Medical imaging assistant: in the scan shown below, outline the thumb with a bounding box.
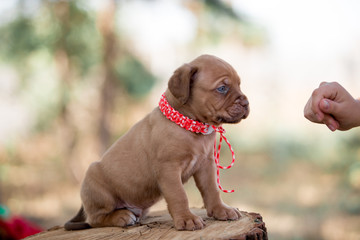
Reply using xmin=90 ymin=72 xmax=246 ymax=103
xmin=319 ymin=99 xmax=338 ymax=115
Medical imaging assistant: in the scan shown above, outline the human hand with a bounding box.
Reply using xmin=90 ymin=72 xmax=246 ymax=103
xmin=304 ymin=82 xmax=360 ymax=131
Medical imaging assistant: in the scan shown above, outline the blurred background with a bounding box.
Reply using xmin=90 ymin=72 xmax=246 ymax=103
xmin=0 ymin=0 xmax=360 ymax=239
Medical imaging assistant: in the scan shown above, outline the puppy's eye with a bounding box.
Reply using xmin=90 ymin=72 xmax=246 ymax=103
xmin=216 ymin=86 xmax=228 ymax=94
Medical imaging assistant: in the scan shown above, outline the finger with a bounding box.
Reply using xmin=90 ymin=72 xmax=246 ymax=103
xmin=318 ymin=82 xmax=341 ymax=100
xmin=309 ymin=93 xmax=325 ymax=122
xmin=322 ymin=114 xmax=339 ymax=131
xmin=304 ymin=97 xmax=323 ymax=123
xmin=309 ymin=83 xmax=340 ymax=121
xmin=319 ymin=98 xmax=340 ymax=116
xmin=304 ymin=109 xmax=321 ymax=123
xmin=319 ymin=99 xmax=330 ymax=112
xmin=319 ymin=81 xmax=329 ymax=87
xmin=304 ymin=99 xmax=314 ymax=120
xmin=326 ymin=124 xmax=336 ymax=132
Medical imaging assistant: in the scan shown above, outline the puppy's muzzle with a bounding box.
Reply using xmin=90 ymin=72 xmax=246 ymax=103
xmin=238 ymin=95 xmax=249 ymax=119
xmin=231 ymin=95 xmax=249 ymax=120
xmin=220 ymin=95 xmax=249 ymax=124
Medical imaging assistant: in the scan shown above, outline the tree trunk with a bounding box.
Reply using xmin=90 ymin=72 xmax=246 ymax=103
xmin=97 ymin=0 xmax=118 ymax=154
xmin=25 ymin=208 xmax=268 ymax=240
xmin=52 ymin=1 xmax=79 ymax=182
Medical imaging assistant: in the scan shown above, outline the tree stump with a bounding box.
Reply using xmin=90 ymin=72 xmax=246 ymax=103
xmin=25 ymin=208 xmax=267 ymax=240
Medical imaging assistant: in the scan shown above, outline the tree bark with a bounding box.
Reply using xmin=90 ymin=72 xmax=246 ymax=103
xmin=25 ymin=208 xmax=268 ymax=240
xmin=97 ymin=0 xmax=118 ymax=154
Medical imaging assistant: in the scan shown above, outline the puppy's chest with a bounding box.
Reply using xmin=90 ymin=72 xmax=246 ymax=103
xmin=181 ymin=156 xmax=201 ymax=182
xmin=162 ymin=130 xmax=214 ymax=181
xmin=181 ymin=144 xmax=213 ymax=181
xmin=183 ymin=156 xmax=199 ymax=172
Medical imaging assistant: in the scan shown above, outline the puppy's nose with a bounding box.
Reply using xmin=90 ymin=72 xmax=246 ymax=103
xmin=236 ymin=95 xmax=249 ymax=107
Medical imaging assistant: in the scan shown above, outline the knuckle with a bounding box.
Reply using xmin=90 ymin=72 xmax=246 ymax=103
xmin=311 ymin=89 xmax=320 ymax=98
xmin=319 ymin=81 xmax=328 ymax=87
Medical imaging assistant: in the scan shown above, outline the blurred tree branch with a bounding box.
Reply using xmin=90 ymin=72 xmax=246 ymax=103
xmin=204 ymin=0 xmax=243 ymax=20
xmin=97 ymin=0 xmax=118 ymax=154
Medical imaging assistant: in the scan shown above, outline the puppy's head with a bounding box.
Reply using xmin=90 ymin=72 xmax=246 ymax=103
xmin=168 ymin=54 xmax=249 ymax=126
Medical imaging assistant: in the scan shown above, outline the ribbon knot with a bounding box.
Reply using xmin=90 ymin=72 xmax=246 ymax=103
xmin=159 ymin=93 xmax=236 ymax=193
xmin=214 ymin=126 xmax=226 ymax=134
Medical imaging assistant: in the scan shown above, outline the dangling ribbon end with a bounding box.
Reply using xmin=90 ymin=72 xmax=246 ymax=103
xmin=218 ymin=184 xmax=235 ymax=193
xmin=213 ymin=125 xmax=236 ymax=194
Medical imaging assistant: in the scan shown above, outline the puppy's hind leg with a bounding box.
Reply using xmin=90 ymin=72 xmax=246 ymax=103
xmin=88 ymin=208 xmax=138 ymax=228
xmin=82 ymin=162 xmax=140 ymax=228
xmin=82 ymin=183 xmax=138 ymax=227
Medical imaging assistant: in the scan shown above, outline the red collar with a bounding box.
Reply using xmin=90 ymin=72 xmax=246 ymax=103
xmin=159 ymin=93 xmax=222 ymax=134
xmin=159 ymin=93 xmax=236 ymax=193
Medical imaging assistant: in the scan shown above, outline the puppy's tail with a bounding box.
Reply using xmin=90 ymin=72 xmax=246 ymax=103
xmin=64 ymin=205 xmax=91 ymax=230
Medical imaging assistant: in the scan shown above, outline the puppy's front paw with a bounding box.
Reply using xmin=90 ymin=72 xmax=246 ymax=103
xmin=208 ymin=204 xmax=242 ymax=221
xmin=174 ymin=213 xmax=205 ymax=231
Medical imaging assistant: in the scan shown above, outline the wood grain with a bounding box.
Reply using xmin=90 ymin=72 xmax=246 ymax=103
xmin=26 ymin=208 xmax=267 ymax=240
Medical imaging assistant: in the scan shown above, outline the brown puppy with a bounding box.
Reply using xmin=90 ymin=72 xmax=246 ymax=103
xmin=65 ymin=54 xmax=249 ymax=231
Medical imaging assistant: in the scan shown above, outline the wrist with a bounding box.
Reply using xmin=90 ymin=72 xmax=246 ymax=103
xmin=354 ymin=99 xmax=360 ymax=127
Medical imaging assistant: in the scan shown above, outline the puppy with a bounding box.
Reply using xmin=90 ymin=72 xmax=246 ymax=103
xmin=65 ymin=54 xmax=249 ymax=231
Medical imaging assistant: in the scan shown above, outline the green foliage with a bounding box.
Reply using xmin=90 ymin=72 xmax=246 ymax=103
xmin=0 ymin=0 xmax=102 ymax=132
xmin=198 ymin=0 xmax=267 ymax=47
xmin=115 ymin=55 xmax=156 ymax=98
xmin=44 ymin=1 xmax=101 ymax=75
xmin=0 ymin=17 xmax=40 ymax=62
xmin=0 ymin=0 xmax=101 ymax=77
xmin=336 ymin=135 xmax=360 ymax=214
xmin=204 ymin=0 xmax=242 ymax=20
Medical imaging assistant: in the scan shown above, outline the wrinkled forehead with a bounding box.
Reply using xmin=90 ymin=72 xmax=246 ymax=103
xmin=190 ymin=55 xmax=240 ymax=85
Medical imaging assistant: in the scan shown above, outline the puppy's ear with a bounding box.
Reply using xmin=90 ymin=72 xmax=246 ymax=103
xmin=168 ymin=64 xmax=198 ymax=105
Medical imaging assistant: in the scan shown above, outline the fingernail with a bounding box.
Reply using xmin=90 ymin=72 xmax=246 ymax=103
xmin=327 ymin=124 xmax=336 ymax=131
xmin=322 ymin=99 xmax=330 ymax=110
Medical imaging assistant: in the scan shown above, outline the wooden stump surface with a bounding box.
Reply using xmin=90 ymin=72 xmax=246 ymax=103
xmin=25 ymin=208 xmax=267 ymax=240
